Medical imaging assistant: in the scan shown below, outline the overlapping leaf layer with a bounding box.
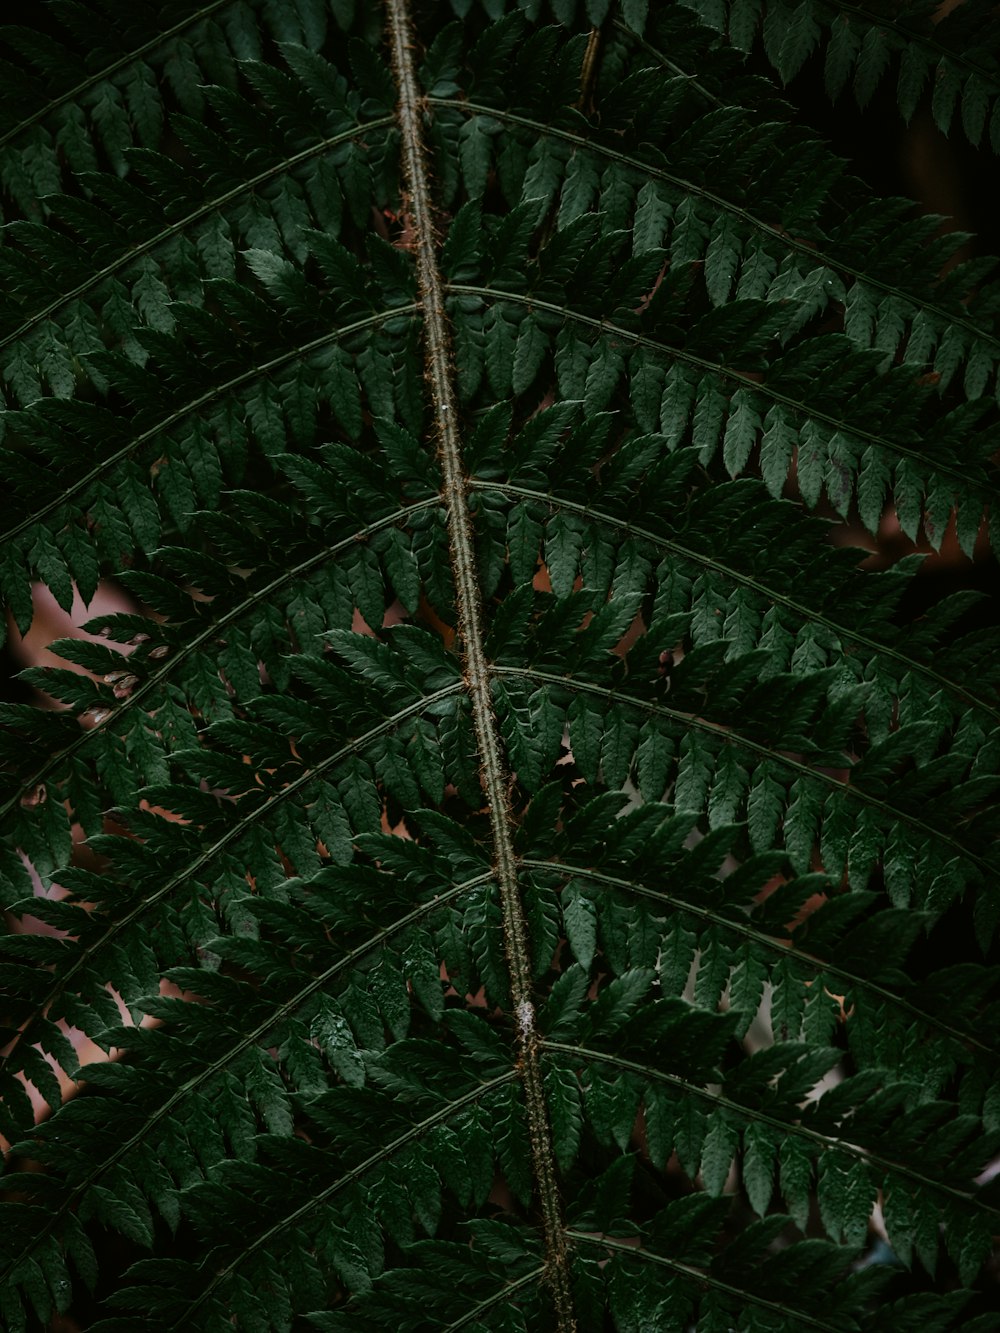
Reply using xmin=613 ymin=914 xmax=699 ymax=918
xmin=1 ymin=0 xmax=1000 ymax=1329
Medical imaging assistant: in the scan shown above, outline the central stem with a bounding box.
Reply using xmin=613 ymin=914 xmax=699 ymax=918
xmin=384 ymin=2 xmax=576 ymax=1327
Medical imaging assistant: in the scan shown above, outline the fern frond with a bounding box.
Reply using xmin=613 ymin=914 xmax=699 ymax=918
xmin=676 ymin=0 xmax=1000 ymax=149
xmin=2 ymin=1 xmax=1000 ymax=1330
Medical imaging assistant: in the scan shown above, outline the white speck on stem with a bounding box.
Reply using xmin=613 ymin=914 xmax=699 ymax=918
xmin=516 ymin=1000 xmax=534 ymax=1037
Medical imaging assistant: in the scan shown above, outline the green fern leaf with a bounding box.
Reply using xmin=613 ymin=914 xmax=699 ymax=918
xmin=2 ymin=1 xmax=1000 ymax=1330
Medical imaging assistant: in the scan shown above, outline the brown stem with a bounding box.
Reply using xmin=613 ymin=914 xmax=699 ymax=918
xmin=578 ymin=26 xmax=604 ymax=114
xmin=384 ymin=1 xmax=576 ymax=1327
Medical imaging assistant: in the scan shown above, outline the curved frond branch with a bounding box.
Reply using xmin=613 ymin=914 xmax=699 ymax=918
xmin=440 ymin=1268 xmax=546 ymax=1332
xmin=171 ymin=1070 xmax=519 ymax=1330
xmin=610 ymin=20 xmax=723 ymax=105
xmin=0 ymin=117 xmax=396 ymax=356
xmin=473 ymin=479 xmax=1000 ymax=727
xmin=451 ymin=286 xmax=991 ymax=501
xmin=387 ymin=0 xmax=575 ymax=1323
xmin=0 ymin=0 xmax=232 ymax=152
xmin=625 ymin=6 xmax=999 ymax=136
xmin=0 ymin=304 xmax=420 ymax=549
xmin=0 ymin=869 xmax=496 ymax=1291
xmin=832 ymin=0 xmax=999 ymax=89
xmin=432 ymin=99 xmax=999 ymax=361
xmin=566 ymin=1231 xmax=846 ymax=1333
xmin=545 ymin=1043 xmax=1000 ymax=1219
xmin=0 ymin=497 xmax=443 ymax=820
xmin=496 ymin=665 xmax=998 ymax=883
xmin=8 ymin=682 xmax=466 ymax=1067
xmin=524 ymin=859 xmax=994 ymax=1060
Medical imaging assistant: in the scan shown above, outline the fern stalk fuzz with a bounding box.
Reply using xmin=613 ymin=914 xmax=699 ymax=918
xmin=386 ymin=0 xmax=576 ymax=1324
